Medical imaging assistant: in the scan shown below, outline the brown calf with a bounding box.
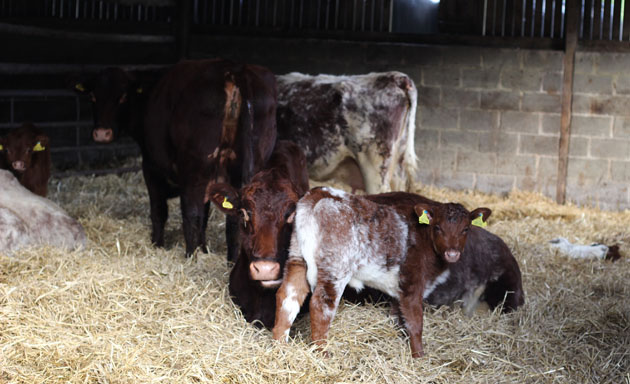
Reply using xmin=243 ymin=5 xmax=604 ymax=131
xmin=205 ymin=140 xmax=309 ymax=327
xmin=0 ymin=123 xmax=51 ymax=197
xmin=273 ymin=187 xmax=490 ymax=357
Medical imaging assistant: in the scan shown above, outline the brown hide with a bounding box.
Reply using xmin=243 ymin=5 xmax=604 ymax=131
xmin=206 ymin=140 xmax=308 ymax=327
xmin=0 ymin=123 xmax=51 ymax=197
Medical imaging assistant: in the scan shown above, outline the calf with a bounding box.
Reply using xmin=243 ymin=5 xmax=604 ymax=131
xmin=367 ymin=192 xmax=525 ymax=314
xmin=276 ymin=71 xmax=418 ymax=193
xmin=0 ymin=123 xmax=51 ymax=197
xmin=205 ymin=140 xmax=309 ymax=327
xmin=272 ymin=187 xmax=491 ymax=357
xmin=0 ymin=169 xmax=86 ymax=253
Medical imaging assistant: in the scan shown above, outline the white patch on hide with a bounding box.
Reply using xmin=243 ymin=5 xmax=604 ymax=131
xmin=321 ymin=187 xmax=348 ymax=199
xmin=423 ymin=270 xmax=451 ymax=299
xmin=281 ymin=284 xmax=301 ymax=324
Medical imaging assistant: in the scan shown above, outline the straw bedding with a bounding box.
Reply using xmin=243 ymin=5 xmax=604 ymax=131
xmin=1 ymin=171 xmax=629 ymax=383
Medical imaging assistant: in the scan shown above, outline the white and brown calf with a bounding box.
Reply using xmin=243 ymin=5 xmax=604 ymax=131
xmin=272 ymin=187 xmax=490 ymax=358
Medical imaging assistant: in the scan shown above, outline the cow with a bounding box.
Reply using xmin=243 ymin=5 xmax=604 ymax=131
xmin=272 ymin=187 xmax=491 ymax=358
xmin=205 ymin=140 xmax=309 ymax=327
xmin=0 ymin=122 xmax=51 ymax=197
xmin=0 ymin=169 xmax=86 ymax=253
xmin=73 ymin=60 xmax=278 ymax=258
xmin=71 ymin=67 xmax=163 ymax=144
xmin=276 ymin=71 xmax=418 ymax=194
xmin=367 ymin=192 xmax=525 ymax=315
xmin=550 ymin=237 xmax=622 ymax=262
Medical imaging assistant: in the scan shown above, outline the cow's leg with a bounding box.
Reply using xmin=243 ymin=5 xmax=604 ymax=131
xmin=399 ymin=289 xmax=425 ymax=358
xmin=200 ymin=201 xmax=210 ymax=253
xmin=142 ymin=165 xmax=169 ymax=247
xmin=180 ymin=184 xmax=206 ymax=257
xmin=309 ymin=279 xmax=345 ymax=349
xmin=273 ymin=258 xmax=310 ymax=341
xmin=225 ymin=214 xmax=240 ymax=262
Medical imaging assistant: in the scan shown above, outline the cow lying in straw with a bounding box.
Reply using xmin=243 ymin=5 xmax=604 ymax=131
xmin=0 ymin=169 xmax=86 ymax=253
xmin=272 ymin=187 xmax=491 ymax=357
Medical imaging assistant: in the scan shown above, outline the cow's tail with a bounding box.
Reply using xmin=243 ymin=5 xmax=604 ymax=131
xmin=401 ymin=76 xmax=419 ymax=191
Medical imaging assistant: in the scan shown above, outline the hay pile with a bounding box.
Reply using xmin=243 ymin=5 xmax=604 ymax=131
xmin=1 ymin=172 xmax=629 ymax=383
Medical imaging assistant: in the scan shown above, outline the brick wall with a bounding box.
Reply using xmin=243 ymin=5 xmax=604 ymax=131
xmin=190 ymin=35 xmax=630 ymax=210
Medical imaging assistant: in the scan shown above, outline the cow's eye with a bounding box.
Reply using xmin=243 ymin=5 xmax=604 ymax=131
xmin=433 ymin=225 xmax=442 ymax=233
xmin=462 ymin=227 xmax=470 ymax=235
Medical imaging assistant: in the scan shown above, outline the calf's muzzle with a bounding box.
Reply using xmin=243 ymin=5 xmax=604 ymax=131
xmin=249 ymin=260 xmax=281 ymax=286
xmin=93 ymin=128 xmax=114 ymax=143
xmin=12 ymin=161 xmax=26 ymax=172
xmin=445 ymin=249 xmax=461 ymax=263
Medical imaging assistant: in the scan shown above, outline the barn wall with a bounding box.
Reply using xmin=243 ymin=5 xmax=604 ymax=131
xmin=190 ymin=35 xmax=630 ymax=210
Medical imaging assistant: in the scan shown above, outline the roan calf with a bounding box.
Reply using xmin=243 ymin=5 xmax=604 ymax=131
xmin=0 ymin=123 xmax=51 ymax=197
xmin=367 ymin=192 xmax=524 ymax=315
xmin=272 ymin=187 xmax=491 ymax=358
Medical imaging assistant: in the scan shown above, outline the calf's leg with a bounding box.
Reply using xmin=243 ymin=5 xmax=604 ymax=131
xmin=273 ymin=258 xmax=310 ymax=341
xmin=399 ymin=290 xmax=425 ymax=358
xmin=309 ymin=280 xmax=345 ymax=349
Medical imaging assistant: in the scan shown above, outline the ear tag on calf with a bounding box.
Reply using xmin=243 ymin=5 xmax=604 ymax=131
xmin=472 ymin=213 xmax=487 ymax=228
xmin=222 ymin=197 xmax=234 ymax=210
xmin=0 ymin=144 xmax=3 ymax=151
xmin=75 ymin=83 xmax=85 ymax=92
xmin=136 ymin=87 xmax=143 ymax=94
xmin=33 ymin=142 xmax=45 ymax=152
xmin=418 ymin=210 xmax=430 ymax=225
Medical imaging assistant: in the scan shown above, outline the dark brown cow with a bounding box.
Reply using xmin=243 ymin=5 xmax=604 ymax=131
xmin=205 ymin=140 xmax=309 ymax=327
xmin=0 ymin=123 xmax=51 ymax=197
xmin=75 ymin=60 xmax=277 ymax=257
xmin=367 ymin=192 xmax=525 ymax=315
xmin=71 ymin=67 xmax=163 ymax=144
xmin=273 ymin=187 xmax=491 ymax=357
xmin=276 ymin=72 xmax=418 ymax=193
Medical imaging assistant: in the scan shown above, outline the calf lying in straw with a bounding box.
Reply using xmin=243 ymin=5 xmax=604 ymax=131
xmin=550 ymin=237 xmax=621 ymax=262
xmin=272 ymin=187 xmax=490 ymax=357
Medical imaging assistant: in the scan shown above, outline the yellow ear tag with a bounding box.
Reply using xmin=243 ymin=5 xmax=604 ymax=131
xmin=222 ymin=197 xmax=234 ymax=210
xmin=472 ymin=213 xmax=487 ymax=228
xmin=418 ymin=210 xmax=430 ymax=225
xmin=75 ymin=83 xmax=85 ymax=92
xmin=33 ymin=142 xmax=45 ymax=152
xmin=136 ymin=87 xmax=143 ymax=94
xmin=0 ymin=144 xmax=3 ymax=151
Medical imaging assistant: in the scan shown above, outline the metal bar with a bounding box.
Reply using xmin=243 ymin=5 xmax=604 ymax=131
xmin=556 ymin=0 xmax=579 ymax=205
xmin=593 ymin=0 xmax=602 ymax=38
xmin=483 ymin=0 xmax=488 ymax=35
xmin=613 ymin=0 xmax=621 ymax=40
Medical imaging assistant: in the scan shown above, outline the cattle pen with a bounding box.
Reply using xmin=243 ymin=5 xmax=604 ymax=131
xmin=2 ymin=0 xmax=630 ymax=383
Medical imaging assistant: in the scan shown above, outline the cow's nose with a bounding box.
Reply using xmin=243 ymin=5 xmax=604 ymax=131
xmin=12 ymin=161 xmax=25 ymax=171
xmin=249 ymin=260 xmax=281 ymax=281
xmin=444 ymin=250 xmax=460 ymax=263
xmin=93 ymin=128 xmax=113 ymax=143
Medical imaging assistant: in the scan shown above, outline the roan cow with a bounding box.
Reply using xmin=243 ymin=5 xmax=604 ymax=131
xmin=0 ymin=169 xmax=86 ymax=253
xmin=272 ymin=187 xmax=491 ymax=357
xmin=0 ymin=122 xmax=51 ymax=197
xmin=276 ymin=71 xmax=418 ymax=193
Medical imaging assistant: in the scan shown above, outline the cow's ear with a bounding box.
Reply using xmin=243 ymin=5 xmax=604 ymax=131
xmin=67 ymin=73 xmax=92 ymax=95
xmin=205 ymin=182 xmax=240 ymax=214
xmin=34 ymin=135 xmax=49 ymax=151
xmin=413 ymin=204 xmax=433 ymax=225
xmin=470 ymin=208 xmax=492 ymax=227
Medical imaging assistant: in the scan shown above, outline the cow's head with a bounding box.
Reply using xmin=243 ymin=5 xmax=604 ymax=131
xmin=414 ymin=203 xmax=492 ymax=264
xmin=71 ymin=67 xmax=141 ymax=143
xmin=206 ymin=177 xmax=300 ymax=288
xmin=0 ymin=123 xmax=49 ymax=173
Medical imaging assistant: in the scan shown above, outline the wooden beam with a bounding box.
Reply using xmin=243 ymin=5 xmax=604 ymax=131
xmin=556 ymin=0 xmax=579 ymax=204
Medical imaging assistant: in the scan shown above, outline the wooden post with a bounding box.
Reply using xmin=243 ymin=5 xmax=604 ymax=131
xmin=556 ymin=0 xmax=579 ymax=204
xmin=176 ymin=0 xmax=192 ymax=60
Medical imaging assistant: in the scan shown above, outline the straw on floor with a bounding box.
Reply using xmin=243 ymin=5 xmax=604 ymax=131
xmin=1 ymin=171 xmax=629 ymax=383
